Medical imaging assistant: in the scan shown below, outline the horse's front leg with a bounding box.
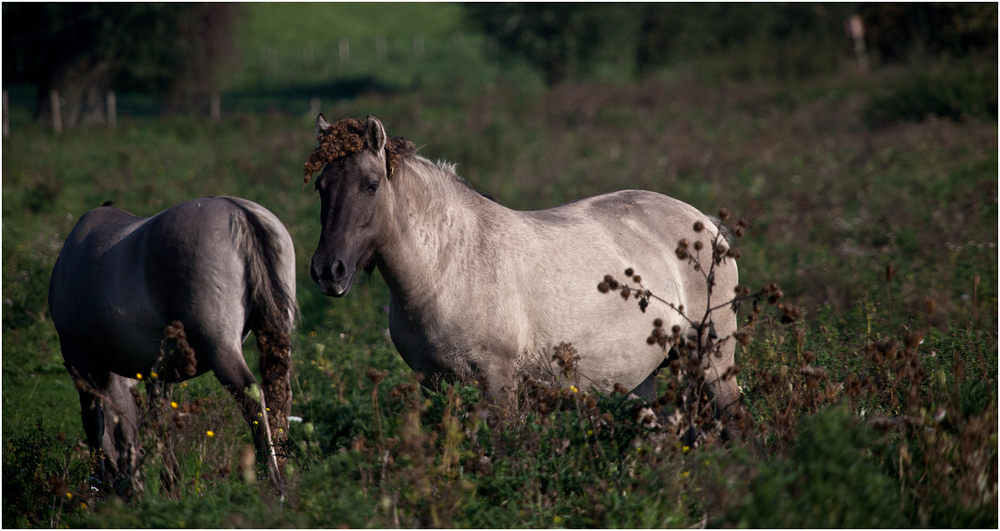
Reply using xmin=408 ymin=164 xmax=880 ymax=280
xmin=208 ymin=346 xmax=285 ymax=495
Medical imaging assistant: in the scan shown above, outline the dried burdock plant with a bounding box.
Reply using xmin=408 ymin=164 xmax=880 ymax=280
xmin=599 ymin=210 xmax=803 ymax=448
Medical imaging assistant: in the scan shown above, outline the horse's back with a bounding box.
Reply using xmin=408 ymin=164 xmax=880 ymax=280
xmin=505 ymin=189 xmax=738 ymax=391
xmin=50 ymin=197 xmax=288 ymax=375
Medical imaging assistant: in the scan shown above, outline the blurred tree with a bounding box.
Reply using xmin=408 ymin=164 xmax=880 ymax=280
xmin=465 ymin=3 xmax=626 ymax=86
xmin=635 ymin=3 xmax=857 ymax=79
xmin=2 ymin=3 xmax=238 ymax=127
xmin=469 ymin=3 xmax=996 ymax=83
xmin=860 ymin=3 xmax=998 ymax=63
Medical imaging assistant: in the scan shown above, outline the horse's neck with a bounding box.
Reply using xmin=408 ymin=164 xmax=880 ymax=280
xmin=376 ymin=159 xmax=486 ymax=307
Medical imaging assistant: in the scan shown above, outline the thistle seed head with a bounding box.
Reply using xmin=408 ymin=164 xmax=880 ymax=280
xmin=693 ymin=221 xmax=704 ymax=232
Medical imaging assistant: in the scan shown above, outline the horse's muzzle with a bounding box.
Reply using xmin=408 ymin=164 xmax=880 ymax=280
xmin=311 ymin=258 xmax=352 ymax=297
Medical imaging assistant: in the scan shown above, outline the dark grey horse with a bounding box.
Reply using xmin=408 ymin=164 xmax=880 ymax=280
xmin=303 ymin=115 xmax=743 ymax=423
xmin=49 ymin=197 xmax=296 ymax=493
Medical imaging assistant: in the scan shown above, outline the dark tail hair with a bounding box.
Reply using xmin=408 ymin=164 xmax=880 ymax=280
xmin=228 ymin=200 xmax=297 ymax=462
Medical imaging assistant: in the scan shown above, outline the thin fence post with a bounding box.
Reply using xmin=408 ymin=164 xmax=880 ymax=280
xmin=2 ymin=90 xmax=9 ymax=138
xmin=211 ymin=93 xmax=220 ymax=124
xmin=376 ymin=34 xmax=387 ymax=64
xmin=268 ymin=45 xmax=279 ymax=74
xmin=845 ymin=15 xmax=869 ymax=71
xmin=303 ymin=42 xmax=313 ymax=68
xmin=233 ymin=56 xmax=242 ymax=85
xmin=309 ymin=97 xmax=321 ymax=117
xmin=413 ymin=34 xmax=424 ymax=59
xmin=106 ymin=90 xmax=116 ymax=127
xmin=339 ymin=38 xmax=350 ymax=67
xmin=50 ymin=89 xmax=62 ymax=135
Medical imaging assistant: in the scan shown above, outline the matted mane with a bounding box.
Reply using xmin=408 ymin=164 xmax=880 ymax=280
xmin=302 ymin=118 xmax=416 ymax=187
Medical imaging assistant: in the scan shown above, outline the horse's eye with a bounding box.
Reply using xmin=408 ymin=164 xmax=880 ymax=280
xmin=365 ymin=182 xmax=379 ymax=194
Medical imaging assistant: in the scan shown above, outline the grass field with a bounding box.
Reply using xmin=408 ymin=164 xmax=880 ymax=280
xmin=2 ymin=6 xmax=997 ymax=527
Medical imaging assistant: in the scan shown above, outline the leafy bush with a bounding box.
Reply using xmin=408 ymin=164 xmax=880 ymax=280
xmin=864 ymin=59 xmax=999 ymax=126
xmin=731 ymin=406 xmax=906 ymax=528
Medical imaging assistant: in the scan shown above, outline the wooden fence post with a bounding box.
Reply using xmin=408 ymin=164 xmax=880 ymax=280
xmin=845 ymin=15 xmax=869 ymax=71
xmin=309 ymin=97 xmax=321 ymax=117
xmin=303 ymin=42 xmax=313 ymax=68
xmin=413 ymin=34 xmax=424 ymax=59
xmin=2 ymin=90 xmax=9 ymax=138
xmin=50 ymin=89 xmax=62 ymax=135
xmin=211 ymin=93 xmax=220 ymax=124
xmin=106 ymin=90 xmax=116 ymax=127
xmin=376 ymin=35 xmax=387 ymax=63
xmin=268 ymin=45 xmax=279 ymax=73
xmin=339 ymin=38 xmax=350 ymax=67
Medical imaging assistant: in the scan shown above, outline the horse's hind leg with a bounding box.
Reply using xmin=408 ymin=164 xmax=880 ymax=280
xmin=207 ymin=343 xmax=284 ymax=492
xmin=253 ymin=321 xmax=292 ymax=466
xmin=64 ymin=350 xmax=113 ymax=485
xmin=102 ymin=373 xmax=142 ymax=498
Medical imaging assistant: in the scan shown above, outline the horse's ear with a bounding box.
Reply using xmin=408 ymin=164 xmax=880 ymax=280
xmin=365 ymin=115 xmax=387 ymax=156
xmin=315 ymin=114 xmax=332 ymax=145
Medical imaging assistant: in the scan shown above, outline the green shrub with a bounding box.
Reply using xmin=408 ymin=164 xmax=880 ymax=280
xmin=731 ymin=406 xmax=907 ymax=528
xmin=864 ymin=60 xmax=998 ymax=126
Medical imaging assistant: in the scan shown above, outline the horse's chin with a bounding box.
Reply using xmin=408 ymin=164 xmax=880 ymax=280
xmin=317 ymin=279 xmax=352 ymax=298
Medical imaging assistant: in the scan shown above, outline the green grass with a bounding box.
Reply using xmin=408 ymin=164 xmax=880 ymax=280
xmin=3 ymin=46 xmax=997 ymax=528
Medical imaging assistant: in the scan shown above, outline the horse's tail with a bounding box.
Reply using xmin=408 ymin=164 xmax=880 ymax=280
xmin=228 ymin=200 xmax=297 ymax=465
xmin=228 ymin=201 xmax=297 ymax=330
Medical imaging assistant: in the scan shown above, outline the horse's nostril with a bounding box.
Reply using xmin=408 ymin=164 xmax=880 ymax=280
xmin=332 ymin=260 xmax=347 ymax=281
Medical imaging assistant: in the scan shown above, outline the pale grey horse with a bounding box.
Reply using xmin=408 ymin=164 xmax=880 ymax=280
xmin=304 ymin=115 xmax=742 ymax=424
xmin=48 ymin=197 xmax=296 ymax=494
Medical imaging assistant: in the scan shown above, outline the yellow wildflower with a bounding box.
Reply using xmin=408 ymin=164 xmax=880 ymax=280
xmin=136 ymin=373 xmax=143 ymax=380
xmin=170 ymin=401 xmax=179 ymax=409
xmin=150 ymin=371 xmax=158 ymax=379
xmin=206 ymin=430 xmax=215 ymax=438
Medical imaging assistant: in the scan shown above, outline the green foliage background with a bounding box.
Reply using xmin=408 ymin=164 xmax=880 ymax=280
xmin=2 ymin=3 xmax=997 ymax=528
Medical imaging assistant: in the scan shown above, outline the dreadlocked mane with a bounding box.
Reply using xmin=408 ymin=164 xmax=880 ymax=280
xmin=302 ymin=117 xmax=416 ymax=188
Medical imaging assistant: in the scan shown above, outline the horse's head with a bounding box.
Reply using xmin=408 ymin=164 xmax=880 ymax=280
xmin=306 ymin=115 xmax=397 ymax=297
